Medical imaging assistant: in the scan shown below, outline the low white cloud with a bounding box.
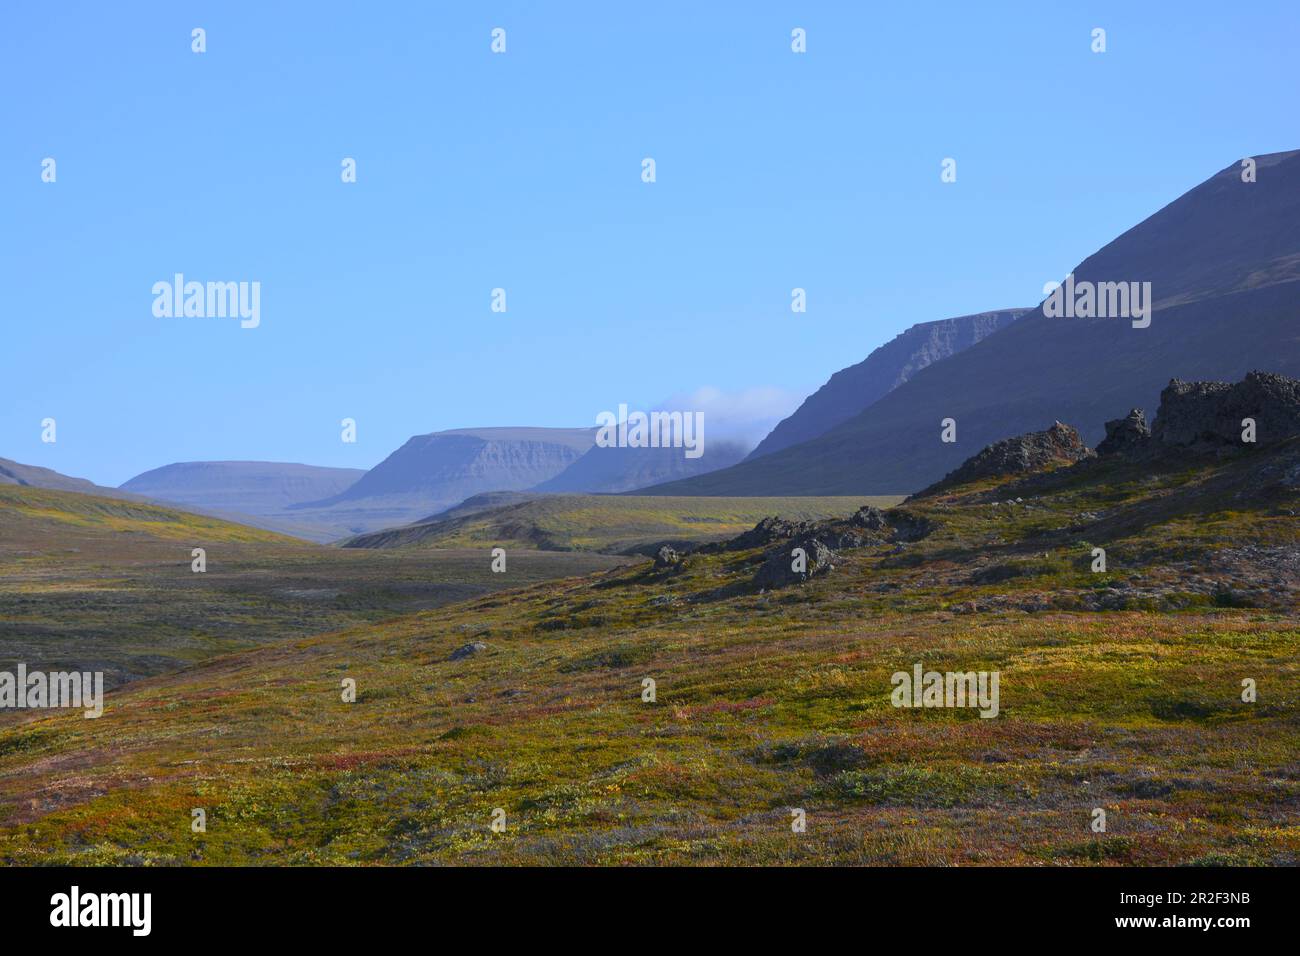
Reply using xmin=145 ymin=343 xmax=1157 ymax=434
xmin=653 ymin=385 xmax=805 ymax=450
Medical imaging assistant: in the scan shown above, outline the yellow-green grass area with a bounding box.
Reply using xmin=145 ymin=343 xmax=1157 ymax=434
xmin=0 ymin=484 xmax=300 ymax=547
xmin=0 ymin=485 xmax=630 ymax=688
xmin=0 ymin=549 xmax=1294 ymax=865
xmin=1 ymin=450 xmax=1296 ymax=866
xmin=348 ymin=494 xmax=900 ymax=554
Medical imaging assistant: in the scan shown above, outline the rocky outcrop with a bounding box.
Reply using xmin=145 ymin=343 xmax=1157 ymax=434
xmin=915 ymin=422 xmax=1093 ymax=497
xmin=700 ymin=516 xmax=817 ymax=554
xmin=709 ymin=504 xmax=934 ymax=562
xmin=1151 ymin=371 xmax=1300 ymax=449
xmin=753 ymin=536 xmax=837 ymax=589
xmin=849 ymin=505 xmax=890 ymax=532
xmin=723 ymin=502 xmax=938 ymax=590
xmin=653 ymin=545 xmax=683 ymax=569
xmin=1096 ymin=409 xmax=1151 ymax=456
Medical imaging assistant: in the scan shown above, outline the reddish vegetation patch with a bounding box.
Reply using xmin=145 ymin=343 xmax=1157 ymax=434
xmin=312 ymin=746 xmax=428 ymax=771
xmin=672 ymin=697 xmax=775 ymax=720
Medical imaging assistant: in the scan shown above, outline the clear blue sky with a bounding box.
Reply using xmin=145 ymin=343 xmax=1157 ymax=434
xmin=4 ymin=1 xmax=1297 ymax=486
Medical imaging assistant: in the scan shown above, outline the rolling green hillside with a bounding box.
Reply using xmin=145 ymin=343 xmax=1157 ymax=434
xmin=1 ymin=438 xmax=1295 ymax=865
xmin=0 ymin=485 xmax=628 ymax=688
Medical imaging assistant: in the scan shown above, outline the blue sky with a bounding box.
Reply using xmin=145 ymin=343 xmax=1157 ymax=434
xmin=4 ymin=1 xmax=1298 ymax=486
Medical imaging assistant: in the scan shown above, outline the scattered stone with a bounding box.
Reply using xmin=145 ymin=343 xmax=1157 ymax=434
xmin=449 ymin=641 xmax=488 ymax=661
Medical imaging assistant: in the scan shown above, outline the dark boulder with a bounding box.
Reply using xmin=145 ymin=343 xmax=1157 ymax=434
xmin=653 ymin=545 xmax=683 ymax=569
xmin=1096 ymin=408 xmax=1151 ymax=456
xmin=886 ymin=509 xmax=936 ymax=542
xmin=753 ymin=536 xmax=837 ymax=590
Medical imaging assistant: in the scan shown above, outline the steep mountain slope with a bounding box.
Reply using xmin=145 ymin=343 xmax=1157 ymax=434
xmin=748 ymin=309 xmax=1030 ymax=460
xmin=648 ymin=150 xmax=1300 ymax=496
xmin=289 ymin=427 xmax=596 ymax=536
xmin=120 ymin=461 xmax=365 ymax=515
xmin=534 ymin=440 xmax=748 ymax=493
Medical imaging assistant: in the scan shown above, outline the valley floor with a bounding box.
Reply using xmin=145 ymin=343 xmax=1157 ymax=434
xmin=0 ymin=449 xmax=1296 ymax=865
xmin=1 ymin=577 xmax=1295 ymax=864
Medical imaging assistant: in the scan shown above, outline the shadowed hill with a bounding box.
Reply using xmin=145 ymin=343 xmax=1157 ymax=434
xmin=646 ymin=151 xmax=1300 ymax=497
xmin=120 ymin=461 xmax=365 ymax=515
xmin=1 ymin=456 xmax=132 ymax=498
xmin=748 ymin=308 xmax=1030 ymax=460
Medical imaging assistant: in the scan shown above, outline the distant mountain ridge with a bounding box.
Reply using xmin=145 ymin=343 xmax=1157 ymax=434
xmin=748 ymin=308 xmax=1031 ymax=460
xmin=109 ymin=430 xmax=753 ymax=543
xmin=286 ymin=426 xmax=597 ymax=536
xmin=646 ymin=150 xmax=1300 ymax=497
xmin=121 ymin=461 xmax=365 ymax=514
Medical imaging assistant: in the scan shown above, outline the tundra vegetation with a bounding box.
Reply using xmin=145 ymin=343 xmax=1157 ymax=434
xmin=0 ymin=432 xmax=1296 ymax=865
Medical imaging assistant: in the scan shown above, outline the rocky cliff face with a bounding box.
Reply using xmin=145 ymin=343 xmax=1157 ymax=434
xmin=1151 ymin=371 xmax=1300 ymax=448
xmin=748 ymin=308 xmax=1030 ymax=460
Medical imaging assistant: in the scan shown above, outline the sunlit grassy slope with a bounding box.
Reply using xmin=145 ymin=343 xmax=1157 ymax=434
xmin=0 ymin=485 xmax=628 ymax=687
xmin=342 ymin=494 xmax=899 ymax=553
xmin=0 ymin=446 xmax=1296 ymax=865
